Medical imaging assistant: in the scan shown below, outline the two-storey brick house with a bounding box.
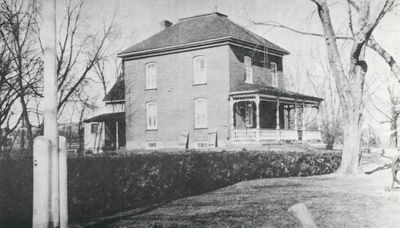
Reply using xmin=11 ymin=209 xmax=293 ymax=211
xmin=85 ymin=12 xmax=323 ymax=151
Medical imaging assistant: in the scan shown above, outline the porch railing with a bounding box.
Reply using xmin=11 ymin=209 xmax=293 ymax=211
xmin=231 ymin=129 xmax=321 ymax=142
xmin=232 ymin=129 xmax=258 ymax=141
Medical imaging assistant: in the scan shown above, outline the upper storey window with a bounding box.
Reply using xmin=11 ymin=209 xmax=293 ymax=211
xmin=271 ymin=62 xmax=278 ymax=87
xmin=193 ymin=56 xmax=206 ymax=85
xmin=145 ymin=63 xmax=157 ymax=89
xmin=244 ymin=56 xmax=253 ymax=83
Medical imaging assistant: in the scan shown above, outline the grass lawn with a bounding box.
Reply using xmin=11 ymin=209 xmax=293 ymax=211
xmin=86 ymin=149 xmax=400 ymax=228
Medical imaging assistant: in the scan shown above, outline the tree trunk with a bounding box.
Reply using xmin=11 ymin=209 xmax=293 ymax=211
xmin=337 ymin=116 xmax=363 ymax=174
xmin=390 ymin=111 xmax=398 ymax=148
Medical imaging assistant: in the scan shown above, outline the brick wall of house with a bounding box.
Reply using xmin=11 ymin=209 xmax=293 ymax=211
xmin=229 ymin=45 xmax=284 ymax=90
xmin=124 ymin=45 xmax=230 ymax=150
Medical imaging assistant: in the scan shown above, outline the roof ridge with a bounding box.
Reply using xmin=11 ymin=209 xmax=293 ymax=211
xmin=179 ymin=12 xmax=227 ymax=21
xmin=119 ymin=12 xmax=290 ymax=57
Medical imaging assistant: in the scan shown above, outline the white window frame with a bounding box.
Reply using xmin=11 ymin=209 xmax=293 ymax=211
xmin=145 ymin=63 xmax=157 ymax=89
xmin=194 ymin=98 xmax=208 ymax=129
xmin=146 ymin=102 xmax=158 ymax=130
xmin=271 ymin=62 xmax=278 ymax=87
xmin=193 ymin=56 xmax=206 ymax=85
xmin=244 ymin=56 xmax=253 ymax=84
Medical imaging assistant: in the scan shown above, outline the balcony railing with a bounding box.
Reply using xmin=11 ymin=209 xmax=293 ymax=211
xmin=231 ymin=129 xmax=321 ymax=142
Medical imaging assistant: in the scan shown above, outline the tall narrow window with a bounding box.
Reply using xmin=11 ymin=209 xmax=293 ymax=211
xmin=244 ymin=56 xmax=253 ymax=83
xmin=271 ymin=62 xmax=278 ymax=87
xmin=194 ymin=98 xmax=207 ymax=128
xmin=145 ymin=63 xmax=157 ymax=89
xmin=193 ymin=56 xmax=206 ymax=84
xmin=146 ymin=102 xmax=158 ymax=129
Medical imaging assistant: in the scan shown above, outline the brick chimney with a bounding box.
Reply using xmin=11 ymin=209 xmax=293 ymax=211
xmin=159 ymin=20 xmax=172 ymax=30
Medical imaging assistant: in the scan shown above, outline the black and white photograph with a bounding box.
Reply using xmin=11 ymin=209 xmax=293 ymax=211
xmin=1 ymin=0 xmax=400 ymax=227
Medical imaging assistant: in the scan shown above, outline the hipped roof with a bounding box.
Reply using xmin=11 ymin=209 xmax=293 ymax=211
xmin=119 ymin=12 xmax=289 ymax=57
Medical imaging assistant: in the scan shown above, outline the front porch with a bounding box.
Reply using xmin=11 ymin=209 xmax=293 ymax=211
xmin=229 ymin=89 xmax=322 ymax=143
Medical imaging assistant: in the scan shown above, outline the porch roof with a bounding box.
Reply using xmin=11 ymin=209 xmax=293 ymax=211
xmin=230 ymin=84 xmax=323 ymax=102
xmin=83 ymin=112 xmax=125 ymax=123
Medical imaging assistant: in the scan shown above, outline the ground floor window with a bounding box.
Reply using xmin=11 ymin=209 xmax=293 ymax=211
xmin=146 ymin=102 xmax=158 ymax=130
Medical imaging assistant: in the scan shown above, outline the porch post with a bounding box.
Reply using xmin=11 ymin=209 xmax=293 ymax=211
xmin=283 ymin=106 xmax=288 ymax=129
xmin=317 ymin=103 xmax=321 ymax=131
xmin=255 ymin=95 xmax=261 ymax=141
xmin=276 ymin=97 xmax=280 ymax=141
xmin=229 ymin=97 xmax=235 ymax=140
xmin=116 ymin=121 xmax=119 ymax=150
xmin=276 ymin=97 xmax=280 ymax=130
xmin=256 ymin=95 xmax=260 ymax=129
xmin=294 ymin=100 xmax=298 ymax=130
xmin=302 ymin=100 xmax=306 ymax=131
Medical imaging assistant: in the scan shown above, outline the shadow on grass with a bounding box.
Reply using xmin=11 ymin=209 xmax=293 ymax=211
xmin=364 ymin=163 xmax=392 ymax=175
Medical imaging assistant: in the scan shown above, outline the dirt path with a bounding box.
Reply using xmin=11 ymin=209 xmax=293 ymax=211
xmin=90 ymin=151 xmax=400 ymax=228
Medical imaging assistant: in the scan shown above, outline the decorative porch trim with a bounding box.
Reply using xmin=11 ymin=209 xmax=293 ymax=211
xmin=229 ymin=91 xmax=321 ymax=105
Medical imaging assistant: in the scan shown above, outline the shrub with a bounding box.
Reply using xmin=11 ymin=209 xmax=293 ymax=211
xmin=0 ymin=150 xmax=341 ymax=227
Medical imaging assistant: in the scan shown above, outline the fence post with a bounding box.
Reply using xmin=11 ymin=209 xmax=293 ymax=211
xmin=59 ymin=136 xmax=68 ymax=228
xmin=33 ymin=137 xmax=51 ymax=228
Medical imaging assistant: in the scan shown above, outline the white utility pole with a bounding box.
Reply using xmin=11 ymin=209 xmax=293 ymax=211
xmin=42 ymin=0 xmax=60 ymax=227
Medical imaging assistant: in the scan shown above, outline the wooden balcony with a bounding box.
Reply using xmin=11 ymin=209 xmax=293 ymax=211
xmin=231 ymin=129 xmax=321 ymax=142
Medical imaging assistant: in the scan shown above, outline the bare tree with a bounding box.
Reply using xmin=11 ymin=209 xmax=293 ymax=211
xmin=0 ymin=0 xmax=42 ymax=152
xmin=93 ymin=56 xmax=122 ymax=97
xmin=387 ymin=86 xmax=400 ymax=147
xmin=312 ymin=0 xmax=397 ymax=174
xmin=255 ymin=0 xmax=397 ymax=174
xmin=0 ymin=39 xmax=21 ymax=155
xmin=54 ymin=0 xmax=116 ymax=117
xmin=367 ymin=81 xmax=400 ymax=147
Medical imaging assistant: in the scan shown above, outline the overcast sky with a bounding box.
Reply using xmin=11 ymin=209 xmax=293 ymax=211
xmin=70 ymin=0 xmax=400 ymax=144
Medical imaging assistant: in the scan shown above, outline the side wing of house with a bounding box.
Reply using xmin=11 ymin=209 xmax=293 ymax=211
xmin=83 ymin=76 xmax=126 ymax=153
